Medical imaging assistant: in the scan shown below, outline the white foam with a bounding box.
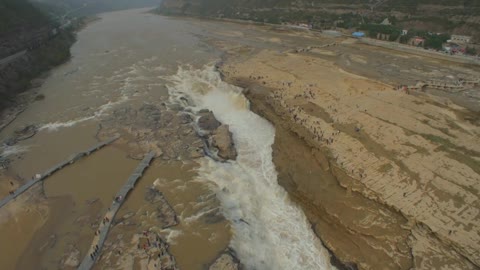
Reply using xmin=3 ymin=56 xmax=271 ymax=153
xmin=183 ymin=206 xmax=220 ymax=225
xmin=38 ymin=115 xmax=95 ymax=131
xmin=39 ymin=95 xmax=128 ymax=131
xmin=166 ymin=65 xmax=334 ymax=270
xmin=163 ymin=228 xmax=183 ymax=245
xmin=0 ymin=145 xmax=30 ymax=157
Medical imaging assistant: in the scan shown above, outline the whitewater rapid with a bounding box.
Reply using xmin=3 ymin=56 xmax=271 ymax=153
xmin=166 ymin=65 xmax=333 ymax=270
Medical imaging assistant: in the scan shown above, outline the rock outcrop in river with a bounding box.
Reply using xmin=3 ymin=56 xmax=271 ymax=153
xmin=144 ymin=187 xmax=178 ymax=229
xmin=198 ymin=109 xmax=221 ymax=131
xmin=99 ymin=103 xmax=205 ymax=160
xmin=99 ymin=104 xmax=238 ymax=162
xmin=196 ymin=109 xmax=237 ymax=161
xmin=211 ymin=125 xmax=237 ymax=160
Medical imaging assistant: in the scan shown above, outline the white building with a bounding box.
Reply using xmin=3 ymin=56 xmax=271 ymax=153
xmin=451 ymin=35 xmax=472 ymax=44
xmin=380 ymin=18 xmax=391 ymax=25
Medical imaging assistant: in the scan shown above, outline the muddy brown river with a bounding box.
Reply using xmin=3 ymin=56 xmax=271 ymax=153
xmin=0 ymin=8 xmax=334 ymax=270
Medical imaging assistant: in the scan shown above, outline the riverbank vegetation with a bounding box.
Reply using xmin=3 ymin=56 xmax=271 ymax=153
xmin=0 ymin=0 xmax=79 ymax=111
xmin=0 ymin=30 xmax=76 ymax=110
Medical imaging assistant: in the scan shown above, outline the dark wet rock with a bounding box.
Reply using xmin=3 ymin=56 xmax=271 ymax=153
xmin=145 ymin=187 xmax=178 ymax=228
xmin=179 ymin=95 xmax=191 ymax=105
xmin=211 ymin=125 xmax=237 ymax=160
xmin=137 ymin=231 xmax=179 ymax=270
xmin=169 ymin=103 xmax=184 ymax=111
xmin=179 ymin=113 xmax=193 ymax=124
xmin=198 ymin=110 xmax=221 ymax=131
xmin=34 ymin=94 xmax=45 ymax=101
xmin=3 ymin=124 xmax=37 ymax=146
xmin=202 ymin=208 xmax=225 ymax=224
xmin=209 ymin=249 xmax=240 ymax=270
xmin=189 ymin=147 xmax=204 ymax=159
xmin=193 ymin=110 xmax=237 ymax=161
xmin=15 ymin=124 xmax=37 ymax=139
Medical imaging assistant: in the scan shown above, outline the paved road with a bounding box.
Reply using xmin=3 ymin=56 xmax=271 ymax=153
xmin=0 ymin=50 xmax=27 ymax=67
xmin=78 ymin=152 xmax=155 ymax=270
xmin=0 ymin=136 xmax=119 ymax=209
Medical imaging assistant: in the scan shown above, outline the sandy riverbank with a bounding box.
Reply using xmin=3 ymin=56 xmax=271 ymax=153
xmin=219 ymin=46 xmax=480 ymax=269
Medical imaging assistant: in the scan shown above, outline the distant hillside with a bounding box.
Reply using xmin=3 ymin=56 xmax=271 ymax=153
xmin=158 ymin=0 xmax=480 ymax=41
xmin=33 ymin=0 xmax=162 ymax=17
xmin=0 ymin=0 xmax=77 ymax=111
xmin=0 ymin=0 xmax=56 ymax=58
xmin=0 ymin=0 xmax=51 ymax=34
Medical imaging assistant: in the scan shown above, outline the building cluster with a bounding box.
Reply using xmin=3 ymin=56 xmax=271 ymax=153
xmin=443 ymin=35 xmax=474 ymax=55
xmin=345 ymin=17 xmax=477 ymax=56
